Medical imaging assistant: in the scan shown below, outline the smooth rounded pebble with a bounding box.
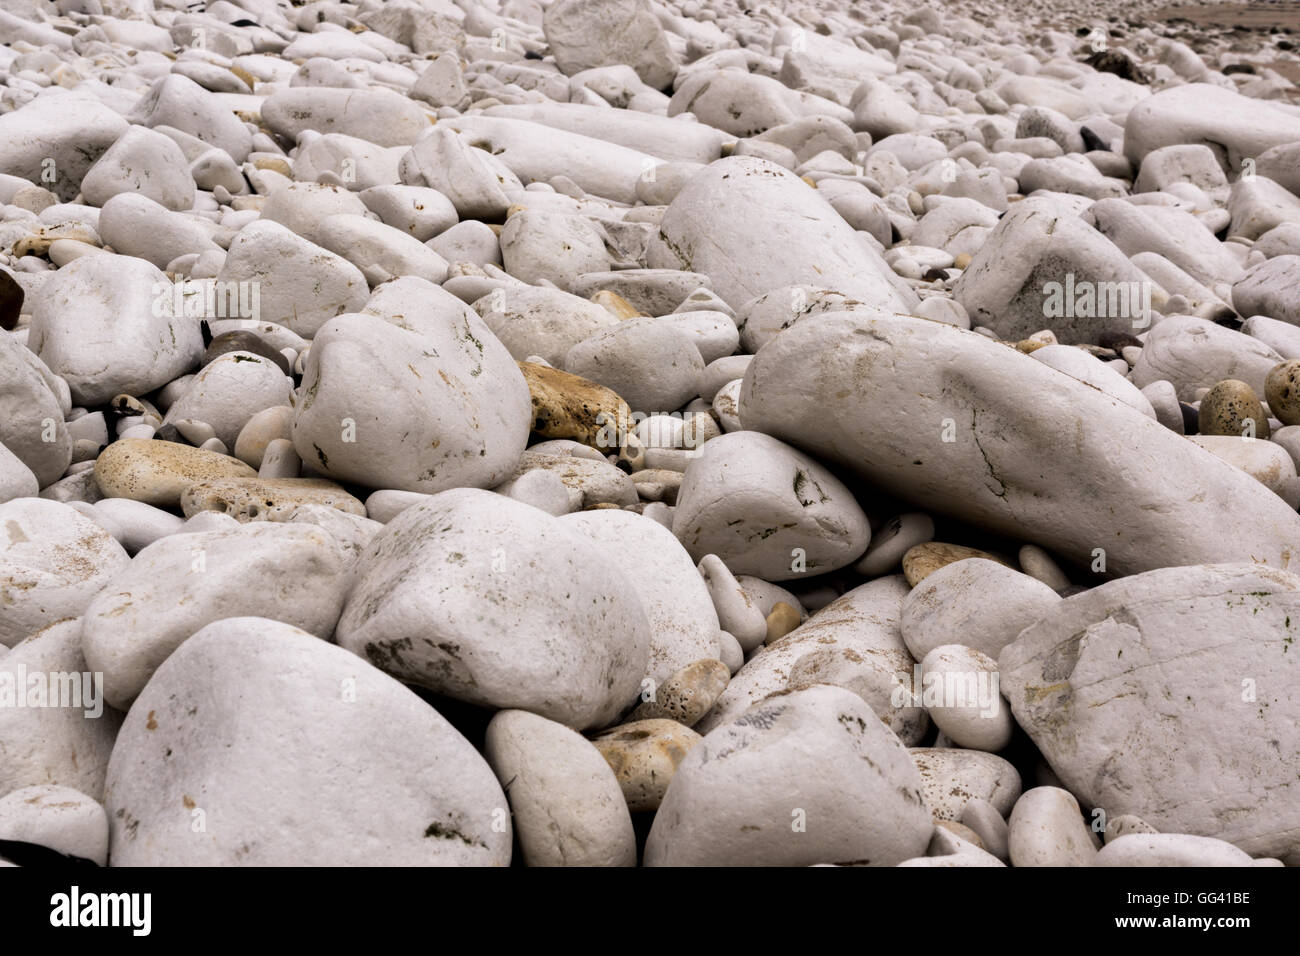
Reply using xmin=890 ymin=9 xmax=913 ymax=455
xmin=485 ymin=709 xmax=635 ymax=867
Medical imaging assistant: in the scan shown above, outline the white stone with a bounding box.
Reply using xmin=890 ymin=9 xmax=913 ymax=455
xmin=81 ymin=522 xmax=348 ymax=710
xmin=359 ymin=185 xmax=458 ymax=242
xmin=672 ymin=431 xmax=870 ymax=580
xmin=1125 ymin=83 xmax=1300 ymax=172
xmin=697 ymin=553 xmax=767 ymax=652
xmin=97 ymin=193 xmax=222 ymax=268
xmin=645 ymin=684 xmax=932 ymax=866
xmin=500 ymin=208 xmax=609 ymax=291
xmin=291 ymin=278 xmax=530 ymax=494
xmin=0 ymin=93 xmax=129 ymax=202
xmin=856 ymin=513 xmax=935 ymax=577
xmin=1095 ymin=833 xmax=1256 ymax=867
xmin=565 ymin=317 xmax=703 ymax=413
xmin=474 ymin=285 xmax=617 ymax=367
xmin=1186 ymin=435 xmax=1300 ymax=507
xmin=81 ymin=125 xmax=195 ymax=212
xmin=563 ymin=510 xmax=718 ymax=685
xmin=696 ymin=575 xmax=926 ymax=746
xmin=336 ymin=488 xmax=650 ymax=730
xmin=918 ymin=644 xmax=1012 ymax=752
xmin=128 ymin=74 xmax=252 ymax=164
xmin=104 ymin=617 xmax=510 ymax=865
xmin=399 ymin=126 xmax=515 ymax=221
xmin=0 ymin=440 xmax=39 ymax=504
xmin=1001 ymin=563 xmax=1300 ymax=863
xmin=162 ymin=351 xmax=292 ymax=450
xmin=29 ymin=254 xmax=203 ymax=406
xmin=261 ymin=87 xmax=431 ymax=147
xmin=0 ymin=334 xmax=71 ymax=487
xmin=648 ymin=157 xmax=916 ymax=312
xmin=0 ymin=619 xmax=122 ymax=803
xmin=1131 ymin=315 xmax=1283 ymax=401
xmin=216 ymin=220 xmax=368 ymax=338
xmin=485 ymin=709 xmax=635 ymax=867
xmin=0 ymin=785 xmax=108 ymax=865
xmin=0 ymin=498 xmax=129 ymax=648
xmin=739 ymin=312 xmax=1300 ymax=576
xmin=953 ymin=198 xmax=1155 ymax=343
xmin=544 ymin=0 xmax=677 ymax=90
xmin=1007 ymin=787 xmax=1099 ymax=867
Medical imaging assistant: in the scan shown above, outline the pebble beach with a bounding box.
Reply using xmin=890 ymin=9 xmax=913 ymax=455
xmin=0 ymin=0 xmax=1298 ymax=869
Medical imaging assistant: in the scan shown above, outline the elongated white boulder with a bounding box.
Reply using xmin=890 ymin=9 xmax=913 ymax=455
xmin=648 ymin=157 xmax=916 ymax=312
xmin=104 ymin=617 xmax=510 ymax=866
xmin=1124 ymin=83 xmax=1300 ymax=171
xmin=738 ymin=312 xmax=1300 ymax=576
xmin=446 ymin=115 xmax=670 ymax=206
xmin=1131 ymin=315 xmax=1282 ymax=401
xmin=261 ymin=87 xmax=431 ymax=147
xmin=1095 ymin=834 xmax=1256 ymax=867
xmin=484 ymin=103 xmax=724 ymax=165
xmin=1000 ymin=564 xmax=1300 ymax=863
xmin=336 ymin=488 xmax=651 ymax=730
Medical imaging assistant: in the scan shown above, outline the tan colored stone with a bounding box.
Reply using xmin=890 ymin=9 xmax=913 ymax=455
xmin=179 ymin=477 xmax=366 ymax=522
xmin=629 ymin=659 xmax=730 ymax=727
xmin=518 ymin=361 xmax=632 ymax=452
xmin=764 ymin=601 xmax=801 ymax=644
xmin=1202 ymin=378 xmax=1270 ymax=438
xmin=902 ymin=542 xmax=1007 ymax=586
xmin=94 ymin=438 xmax=256 ymax=507
xmin=230 ymin=65 xmax=256 ymax=91
xmin=590 ymin=290 xmax=642 ymax=320
xmin=253 ymin=157 xmax=292 ymax=177
xmin=592 ymin=718 xmax=702 ymax=812
xmin=1265 ymin=362 xmax=1300 ymax=427
xmin=935 ymin=819 xmax=986 ymax=850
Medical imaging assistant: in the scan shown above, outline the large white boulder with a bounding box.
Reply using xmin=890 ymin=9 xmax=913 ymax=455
xmin=738 ymin=312 xmax=1300 ymax=577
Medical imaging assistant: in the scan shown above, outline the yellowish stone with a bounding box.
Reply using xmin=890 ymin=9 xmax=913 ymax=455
xmin=902 ymin=542 xmax=1007 ymax=586
xmin=592 ymin=719 xmax=702 ymax=812
xmin=179 ymin=477 xmax=366 ymax=522
xmin=94 ymin=438 xmax=256 ymax=507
